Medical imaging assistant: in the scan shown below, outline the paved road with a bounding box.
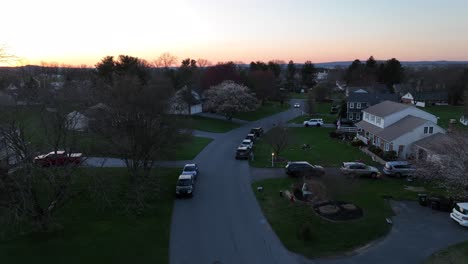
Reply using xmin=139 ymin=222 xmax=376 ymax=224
xmin=170 ymin=99 xmax=305 ymax=264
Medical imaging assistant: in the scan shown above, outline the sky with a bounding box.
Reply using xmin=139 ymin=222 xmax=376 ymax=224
xmin=1 ymin=0 xmax=468 ymax=66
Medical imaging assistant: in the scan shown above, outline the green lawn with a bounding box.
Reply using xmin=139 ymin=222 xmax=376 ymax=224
xmin=288 ymin=103 xmax=338 ymax=124
xmin=252 ymin=175 xmax=439 ymax=258
xmin=189 ymin=115 xmax=240 ymax=133
xmin=233 ymin=101 xmax=290 ymax=121
xmin=422 ymin=105 xmax=467 ymax=130
xmin=289 ymin=93 xmax=307 ymax=99
xmin=424 ymin=241 xmax=468 ymax=264
xmin=250 ymin=128 xmax=374 ymax=168
xmin=0 ymin=167 xmax=180 ymax=264
xmin=166 ymin=136 xmax=212 ymax=160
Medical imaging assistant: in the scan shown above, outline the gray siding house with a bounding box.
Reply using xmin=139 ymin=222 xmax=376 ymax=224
xmin=346 ymin=86 xmax=398 ymax=122
xmin=355 ymin=101 xmax=445 ymax=159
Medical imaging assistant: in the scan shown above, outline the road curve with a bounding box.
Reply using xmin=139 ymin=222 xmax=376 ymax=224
xmin=169 ymin=100 xmax=304 ymax=264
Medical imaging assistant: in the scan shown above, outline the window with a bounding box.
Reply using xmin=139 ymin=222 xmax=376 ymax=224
xmin=424 ymin=127 xmax=428 ymax=134
xmin=356 ymin=113 xmax=361 ymax=120
xmin=362 ymin=103 xmax=367 ymax=108
xmin=429 ymin=127 xmax=433 ymax=134
xmin=376 ymin=117 xmax=381 ymax=125
xmin=365 ymin=112 xmax=369 ymax=120
xmin=356 ymin=103 xmax=361 ymax=109
xmin=385 ymin=143 xmax=390 ymax=151
xmin=370 ymin=115 xmax=375 ymax=122
xmin=376 ymin=137 xmax=380 ymax=146
xmin=348 ymin=113 xmax=354 ymax=120
xmin=349 ymin=102 xmax=354 ymax=109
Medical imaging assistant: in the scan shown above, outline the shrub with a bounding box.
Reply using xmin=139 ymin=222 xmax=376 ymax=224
xmin=329 ymin=131 xmax=340 ymax=139
xmin=293 ymin=187 xmax=304 ymax=200
xmin=368 ymin=145 xmax=383 ymax=156
xmin=298 ymin=222 xmax=313 ymax=241
xmin=383 ymin=151 xmax=398 ymax=161
xmin=351 ymin=140 xmax=365 ymax=147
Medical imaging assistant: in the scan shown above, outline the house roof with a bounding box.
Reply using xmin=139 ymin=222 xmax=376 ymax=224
xmin=413 ymin=133 xmax=450 ymax=152
xmin=363 ymin=100 xmax=412 ymax=117
xmin=356 ymin=115 xmax=430 ymax=141
xmin=348 ymin=92 xmax=399 ymax=105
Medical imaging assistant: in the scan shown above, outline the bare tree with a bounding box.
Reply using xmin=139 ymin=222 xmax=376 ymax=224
xmin=264 ymin=124 xmax=294 ymax=158
xmin=0 ymin=104 xmax=85 ymax=233
xmin=203 ymin=81 xmax=258 ymax=120
xmin=197 ymin=58 xmax=212 ymax=68
xmin=0 ymin=45 xmax=17 ymax=64
xmin=94 ymin=67 xmax=185 ymax=210
xmin=153 ymin=52 xmax=178 ymax=69
xmin=306 ymin=91 xmax=316 ymax=114
xmin=414 ymin=131 xmax=468 ymax=197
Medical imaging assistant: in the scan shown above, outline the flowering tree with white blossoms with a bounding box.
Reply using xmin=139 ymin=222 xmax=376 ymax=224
xmin=203 ymin=80 xmax=259 ymax=120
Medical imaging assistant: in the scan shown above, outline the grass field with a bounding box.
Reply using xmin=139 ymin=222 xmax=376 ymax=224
xmin=250 ymin=128 xmax=374 ymax=168
xmin=288 ymin=102 xmax=338 ymax=124
xmin=423 ymin=105 xmax=467 ymax=130
xmin=423 ymin=241 xmax=468 ymax=264
xmin=252 ymin=175 xmax=440 ymax=258
xmin=167 ymin=136 xmax=212 ymax=160
xmin=289 ymin=93 xmax=307 ymax=99
xmin=188 ymin=115 xmax=240 ymax=133
xmin=233 ymin=101 xmax=289 ymax=121
xmin=0 ymin=167 xmax=180 ymax=264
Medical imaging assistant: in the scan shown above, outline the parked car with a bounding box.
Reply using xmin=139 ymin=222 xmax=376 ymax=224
xmin=235 ymin=146 xmax=252 ymax=160
xmin=340 ymin=162 xmax=380 ymax=178
xmin=240 ymin=139 xmax=253 ymax=149
xmin=182 ymin=163 xmax=199 ymax=180
xmin=245 ymin=133 xmax=256 ymax=142
xmin=451 ymin=203 xmax=468 ymax=227
xmin=285 ymin=161 xmax=324 ymax=177
xmin=383 ymin=161 xmax=415 ymax=177
xmin=303 ymin=118 xmax=324 ymax=127
xmin=33 ymin=150 xmax=82 ymax=167
xmin=294 ymin=103 xmax=300 ymax=108
xmin=175 ymin=174 xmax=195 ymax=198
xmin=250 ymin=127 xmax=264 ymax=137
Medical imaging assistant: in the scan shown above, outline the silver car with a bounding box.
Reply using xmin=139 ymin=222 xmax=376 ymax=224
xmin=341 ymin=162 xmax=380 ymax=178
xmin=382 ymin=161 xmax=415 ymax=177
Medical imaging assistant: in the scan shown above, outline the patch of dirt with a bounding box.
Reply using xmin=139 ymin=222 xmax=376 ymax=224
xmin=314 ymin=201 xmax=363 ymax=221
xmin=404 ymin=186 xmax=426 ymax=192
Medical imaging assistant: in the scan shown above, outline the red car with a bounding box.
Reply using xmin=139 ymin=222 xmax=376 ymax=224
xmin=33 ymin=150 xmax=83 ymax=167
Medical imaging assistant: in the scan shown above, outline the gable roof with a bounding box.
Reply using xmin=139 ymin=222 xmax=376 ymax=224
xmin=348 ymin=92 xmax=399 ymax=105
xmin=413 ymin=133 xmax=450 ymax=152
xmin=363 ymin=100 xmax=412 ymax=117
xmin=356 ymin=115 xmax=431 ymax=141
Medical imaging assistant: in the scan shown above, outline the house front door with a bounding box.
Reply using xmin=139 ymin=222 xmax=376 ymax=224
xmin=398 ymin=145 xmax=404 ymax=157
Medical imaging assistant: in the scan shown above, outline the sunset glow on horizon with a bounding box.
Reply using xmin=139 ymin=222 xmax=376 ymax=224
xmin=2 ymin=0 xmax=468 ymax=66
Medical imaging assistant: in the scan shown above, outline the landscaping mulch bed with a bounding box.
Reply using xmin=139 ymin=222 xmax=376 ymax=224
xmin=313 ymin=201 xmax=363 ymax=221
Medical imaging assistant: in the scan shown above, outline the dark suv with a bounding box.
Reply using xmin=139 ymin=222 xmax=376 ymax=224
xmin=285 ymin=161 xmax=324 ymax=177
xmin=235 ymin=146 xmax=252 ymax=160
xmin=250 ymin=127 xmax=264 ymax=137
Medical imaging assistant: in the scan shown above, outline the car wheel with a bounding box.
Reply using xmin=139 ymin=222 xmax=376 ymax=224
xmin=395 ymin=172 xmax=402 ymax=178
xmin=316 ymin=124 xmax=321 ymax=127
xmin=305 ymin=124 xmax=309 ymax=127
xmin=370 ymin=172 xmax=377 ymax=178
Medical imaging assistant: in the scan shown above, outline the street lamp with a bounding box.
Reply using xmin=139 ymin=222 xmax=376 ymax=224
xmin=271 ymin=152 xmax=275 ymax=167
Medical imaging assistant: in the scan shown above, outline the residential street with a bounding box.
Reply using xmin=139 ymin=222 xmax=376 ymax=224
xmin=169 ymin=99 xmax=468 ymax=264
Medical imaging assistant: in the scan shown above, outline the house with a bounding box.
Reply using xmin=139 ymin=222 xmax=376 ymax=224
xmin=66 ymin=111 xmax=89 ymax=131
xmin=169 ymin=86 xmax=204 ymax=115
xmin=355 ymin=101 xmax=445 ymax=159
xmin=400 ymin=91 xmax=448 ymax=107
xmin=346 ymin=86 xmax=399 ymax=122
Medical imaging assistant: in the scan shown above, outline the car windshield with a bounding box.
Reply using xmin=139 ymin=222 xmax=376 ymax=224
xmin=177 ymin=179 xmax=192 ymax=186
xmin=184 ymin=166 xmax=196 ymax=171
